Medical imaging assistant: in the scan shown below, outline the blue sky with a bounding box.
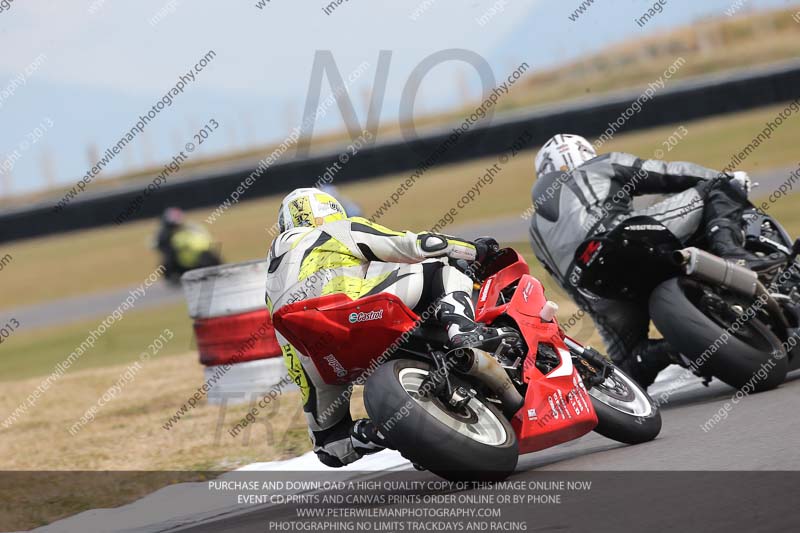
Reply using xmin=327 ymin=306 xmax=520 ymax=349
xmin=0 ymin=0 xmax=797 ymax=196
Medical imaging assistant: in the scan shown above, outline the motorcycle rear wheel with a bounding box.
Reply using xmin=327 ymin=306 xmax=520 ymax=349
xmin=650 ymin=277 xmax=787 ymax=392
xmin=364 ymin=359 xmax=518 ymax=481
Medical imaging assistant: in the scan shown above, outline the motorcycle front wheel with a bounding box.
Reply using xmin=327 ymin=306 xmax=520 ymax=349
xmin=588 ymin=365 xmax=662 ymax=445
xmin=364 ymin=358 xmax=518 ymax=481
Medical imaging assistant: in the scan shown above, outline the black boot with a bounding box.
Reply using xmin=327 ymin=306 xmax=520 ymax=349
xmin=614 ymin=339 xmax=677 ymax=389
xmin=446 ymin=323 xmax=523 ymax=352
xmin=703 ymin=179 xmax=784 ymax=274
xmin=350 ymin=419 xmax=389 ymax=456
xmin=437 ymin=291 xmax=521 ymax=352
xmin=707 ymin=221 xmax=785 ymax=274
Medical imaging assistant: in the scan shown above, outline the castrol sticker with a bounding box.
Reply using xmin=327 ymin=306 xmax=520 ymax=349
xmin=348 ymin=309 xmax=384 ymax=324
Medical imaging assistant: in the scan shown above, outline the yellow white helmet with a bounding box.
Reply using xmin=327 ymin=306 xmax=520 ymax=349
xmin=277 ymin=187 xmax=347 ymax=233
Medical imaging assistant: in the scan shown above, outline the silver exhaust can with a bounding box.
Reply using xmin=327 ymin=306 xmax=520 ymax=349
xmin=674 ymin=247 xmax=759 ymax=297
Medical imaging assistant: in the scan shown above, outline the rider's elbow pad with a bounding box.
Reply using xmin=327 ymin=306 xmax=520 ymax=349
xmin=418 ymin=233 xmax=476 ymax=261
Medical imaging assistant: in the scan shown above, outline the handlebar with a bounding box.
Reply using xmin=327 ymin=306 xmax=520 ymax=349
xmin=452 ymin=258 xmax=483 ymax=282
xmin=452 ymin=245 xmax=506 ymax=283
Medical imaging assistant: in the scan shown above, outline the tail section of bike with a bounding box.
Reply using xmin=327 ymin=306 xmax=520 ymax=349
xmin=272 ymin=293 xmax=419 ymax=384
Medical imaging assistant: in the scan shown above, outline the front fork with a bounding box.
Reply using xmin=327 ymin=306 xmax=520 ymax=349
xmin=564 ymin=337 xmax=612 ymax=389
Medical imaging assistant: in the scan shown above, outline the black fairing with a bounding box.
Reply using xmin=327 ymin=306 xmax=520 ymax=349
xmin=574 ymin=216 xmax=683 ymax=301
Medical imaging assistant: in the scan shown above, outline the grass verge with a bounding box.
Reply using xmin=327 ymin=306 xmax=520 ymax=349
xmin=2 ymin=102 xmax=800 ymax=312
xmin=0 ymin=302 xmax=192 ymax=382
xmin=0 ymin=351 xmax=369 ymax=529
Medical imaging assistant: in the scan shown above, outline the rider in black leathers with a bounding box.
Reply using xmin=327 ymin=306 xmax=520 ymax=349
xmin=528 ymin=134 xmax=784 ymax=387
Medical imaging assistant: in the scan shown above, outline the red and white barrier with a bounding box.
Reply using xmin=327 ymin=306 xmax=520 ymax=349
xmin=181 ymin=260 xmax=288 ymax=405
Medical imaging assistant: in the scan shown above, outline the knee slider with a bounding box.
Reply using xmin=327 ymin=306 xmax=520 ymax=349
xmin=315 ymin=450 xmax=345 ymax=468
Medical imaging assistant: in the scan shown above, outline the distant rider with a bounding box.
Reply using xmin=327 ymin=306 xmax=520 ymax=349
xmin=155 ymin=207 xmax=219 ymax=282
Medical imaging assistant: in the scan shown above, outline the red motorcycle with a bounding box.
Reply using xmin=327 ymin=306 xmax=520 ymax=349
xmin=273 ymin=248 xmax=661 ymax=480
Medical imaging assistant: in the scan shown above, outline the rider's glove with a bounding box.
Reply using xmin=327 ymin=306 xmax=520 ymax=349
xmin=473 ymin=236 xmax=500 ymax=264
xmin=728 ymin=171 xmax=752 ymax=197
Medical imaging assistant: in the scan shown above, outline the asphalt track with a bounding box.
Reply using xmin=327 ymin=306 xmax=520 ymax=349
xmin=30 ymin=161 xmax=800 ymax=530
xmin=0 ymin=280 xmax=185 ymax=331
xmin=34 ymin=367 xmax=800 ymax=532
xmin=170 ymin=368 xmax=800 ymax=533
xmin=5 ymin=166 xmax=796 ymax=333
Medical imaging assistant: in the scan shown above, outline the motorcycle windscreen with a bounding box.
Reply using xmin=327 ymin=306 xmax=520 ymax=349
xmin=272 ymin=293 xmax=420 ymax=385
xmin=475 ymin=251 xmax=531 ymax=324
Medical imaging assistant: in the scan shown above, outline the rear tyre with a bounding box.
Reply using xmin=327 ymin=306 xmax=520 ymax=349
xmin=649 ymin=278 xmax=787 ymax=392
xmin=364 ymin=359 xmax=518 ymax=481
xmin=589 ymin=366 xmax=661 ymax=444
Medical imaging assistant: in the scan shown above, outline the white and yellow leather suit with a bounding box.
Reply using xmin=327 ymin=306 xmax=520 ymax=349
xmin=265 ymin=188 xmax=481 ymax=467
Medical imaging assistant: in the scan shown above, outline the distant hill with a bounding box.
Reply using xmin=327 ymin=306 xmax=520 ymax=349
xmin=6 ymin=6 xmax=799 ymax=208
xmin=498 ymin=5 xmax=800 ymax=112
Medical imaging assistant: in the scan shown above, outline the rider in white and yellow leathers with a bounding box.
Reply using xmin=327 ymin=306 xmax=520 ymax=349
xmin=266 ymin=188 xmax=514 ymax=467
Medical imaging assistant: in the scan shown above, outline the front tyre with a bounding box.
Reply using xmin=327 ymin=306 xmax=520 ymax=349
xmin=588 ymin=366 xmax=662 ymax=445
xmin=364 ymin=359 xmax=518 ymax=481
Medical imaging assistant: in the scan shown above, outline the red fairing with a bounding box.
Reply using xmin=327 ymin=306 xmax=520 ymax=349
xmin=476 ymin=255 xmax=598 ymax=454
xmin=511 ymin=325 xmax=598 ymax=454
xmin=272 ymin=293 xmax=419 ymax=385
xmin=273 ymin=248 xmax=597 ymax=456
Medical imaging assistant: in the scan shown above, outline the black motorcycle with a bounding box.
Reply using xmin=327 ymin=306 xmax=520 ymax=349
xmin=573 ymin=208 xmax=800 ymax=392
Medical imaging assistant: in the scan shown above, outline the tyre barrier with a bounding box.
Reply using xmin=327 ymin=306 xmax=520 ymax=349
xmin=183 ymin=259 xmax=270 ymax=319
xmin=181 ymin=260 xmax=286 ymax=405
xmin=193 ymin=309 xmax=280 ymax=366
xmin=203 ymin=358 xmax=291 ymax=406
